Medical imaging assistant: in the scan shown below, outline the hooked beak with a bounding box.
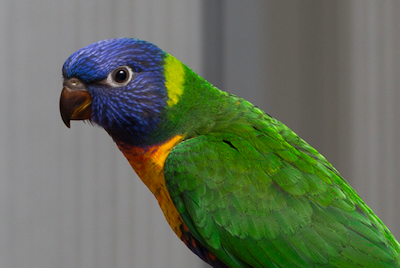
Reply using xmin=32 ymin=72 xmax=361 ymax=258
xmin=59 ymin=78 xmax=92 ymax=128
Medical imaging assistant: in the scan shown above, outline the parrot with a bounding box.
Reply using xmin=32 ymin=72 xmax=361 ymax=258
xmin=59 ymin=38 xmax=400 ymax=268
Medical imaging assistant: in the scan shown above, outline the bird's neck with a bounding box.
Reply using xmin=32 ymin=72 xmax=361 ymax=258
xmin=116 ymin=134 xmax=185 ymax=237
xmin=160 ymin=60 xmax=235 ymax=139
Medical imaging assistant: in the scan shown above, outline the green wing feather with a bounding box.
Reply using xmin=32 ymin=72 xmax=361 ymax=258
xmin=164 ymin=98 xmax=400 ymax=268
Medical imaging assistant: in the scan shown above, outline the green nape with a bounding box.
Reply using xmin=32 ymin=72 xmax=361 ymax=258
xmin=161 ymin=53 xmax=232 ymax=140
xmin=161 ymin=55 xmax=400 ymax=267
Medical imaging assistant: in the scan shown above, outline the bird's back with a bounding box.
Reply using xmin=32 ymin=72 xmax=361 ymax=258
xmin=165 ymin=92 xmax=400 ymax=267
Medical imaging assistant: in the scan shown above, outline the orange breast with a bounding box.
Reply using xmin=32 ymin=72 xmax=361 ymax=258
xmin=117 ymin=135 xmax=185 ymax=237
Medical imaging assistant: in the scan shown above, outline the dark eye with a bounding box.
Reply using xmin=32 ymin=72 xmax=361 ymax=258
xmin=114 ymin=69 xmax=128 ymax=83
xmin=106 ymin=66 xmax=134 ymax=87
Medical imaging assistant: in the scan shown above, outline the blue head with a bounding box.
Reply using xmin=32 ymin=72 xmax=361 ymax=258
xmin=62 ymin=38 xmax=169 ymax=146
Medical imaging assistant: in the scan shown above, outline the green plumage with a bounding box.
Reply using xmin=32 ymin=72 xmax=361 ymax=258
xmin=163 ymin=64 xmax=400 ymax=267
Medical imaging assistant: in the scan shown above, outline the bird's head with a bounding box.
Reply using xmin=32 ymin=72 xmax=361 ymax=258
xmin=60 ymin=38 xmax=181 ymax=146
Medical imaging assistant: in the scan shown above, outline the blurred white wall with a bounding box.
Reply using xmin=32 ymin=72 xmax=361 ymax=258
xmin=0 ymin=1 xmax=399 ymax=268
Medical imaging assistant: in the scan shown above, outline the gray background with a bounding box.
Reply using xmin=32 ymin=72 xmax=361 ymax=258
xmin=0 ymin=1 xmax=399 ymax=267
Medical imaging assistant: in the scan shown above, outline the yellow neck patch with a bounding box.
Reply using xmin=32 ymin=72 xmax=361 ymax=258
xmin=164 ymin=54 xmax=185 ymax=107
xmin=118 ymin=135 xmax=185 ymax=237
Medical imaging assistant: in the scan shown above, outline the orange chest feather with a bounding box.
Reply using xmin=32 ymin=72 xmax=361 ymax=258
xmin=118 ymin=135 xmax=185 ymax=237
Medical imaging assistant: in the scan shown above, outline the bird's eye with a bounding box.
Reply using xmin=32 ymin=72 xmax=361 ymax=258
xmin=106 ymin=66 xmax=134 ymax=87
xmin=114 ymin=69 xmax=128 ymax=83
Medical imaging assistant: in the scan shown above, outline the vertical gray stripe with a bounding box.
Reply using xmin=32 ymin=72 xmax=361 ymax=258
xmin=349 ymin=0 xmax=400 ymax=239
xmin=201 ymin=0 xmax=224 ymax=89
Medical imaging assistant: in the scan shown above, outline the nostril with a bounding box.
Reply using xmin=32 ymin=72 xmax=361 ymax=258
xmin=63 ymin=78 xmax=86 ymax=90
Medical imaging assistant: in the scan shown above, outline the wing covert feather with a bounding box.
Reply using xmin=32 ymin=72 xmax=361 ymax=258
xmin=164 ymin=117 xmax=399 ymax=268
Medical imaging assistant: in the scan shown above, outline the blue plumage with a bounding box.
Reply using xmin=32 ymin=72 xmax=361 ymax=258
xmin=62 ymin=38 xmax=169 ymax=145
xmin=63 ymin=38 xmax=165 ymax=82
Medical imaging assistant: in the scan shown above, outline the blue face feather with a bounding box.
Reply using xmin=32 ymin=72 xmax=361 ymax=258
xmin=62 ymin=38 xmax=169 ymax=146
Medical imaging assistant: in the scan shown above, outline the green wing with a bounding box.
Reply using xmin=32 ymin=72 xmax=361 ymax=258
xmin=164 ymin=113 xmax=400 ymax=268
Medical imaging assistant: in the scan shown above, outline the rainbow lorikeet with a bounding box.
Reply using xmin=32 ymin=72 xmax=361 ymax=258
xmin=59 ymin=38 xmax=400 ymax=268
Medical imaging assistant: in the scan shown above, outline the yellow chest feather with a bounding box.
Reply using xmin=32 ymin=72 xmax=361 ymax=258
xmin=118 ymin=135 xmax=185 ymax=237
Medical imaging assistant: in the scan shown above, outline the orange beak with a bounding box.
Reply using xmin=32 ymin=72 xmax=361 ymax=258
xmin=59 ymin=78 xmax=92 ymax=128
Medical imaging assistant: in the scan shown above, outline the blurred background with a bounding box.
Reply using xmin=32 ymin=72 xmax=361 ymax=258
xmin=0 ymin=1 xmax=399 ymax=267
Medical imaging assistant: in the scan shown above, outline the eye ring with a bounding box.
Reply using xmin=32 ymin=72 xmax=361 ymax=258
xmin=106 ymin=66 xmax=134 ymax=87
